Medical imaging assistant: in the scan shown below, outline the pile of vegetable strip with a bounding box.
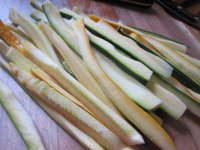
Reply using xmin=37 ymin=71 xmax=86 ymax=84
xmin=0 ymin=0 xmax=199 ymax=150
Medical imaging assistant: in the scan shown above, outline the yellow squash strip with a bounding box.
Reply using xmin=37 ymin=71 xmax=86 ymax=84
xmin=8 ymin=63 xmax=105 ymax=150
xmin=31 ymin=68 xmax=94 ymax=116
xmin=9 ymin=9 xmax=62 ymax=67
xmin=22 ymin=42 xmax=144 ymax=146
xmin=0 ymin=20 xmax=23 ymax=52
xmin=12 ymin=66 xmax=132 ymax=150
xmin=38 ymin=22 xmax=121 ymax=115
xmin=72 ymin=19 xmax=176 ymax=150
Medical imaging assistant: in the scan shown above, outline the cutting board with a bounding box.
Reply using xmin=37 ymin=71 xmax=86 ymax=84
xmin=0 ymin=0 xmax=200 ymax=150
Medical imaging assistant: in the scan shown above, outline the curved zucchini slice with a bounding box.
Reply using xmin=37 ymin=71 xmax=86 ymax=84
xmin=72 ymin=18 xmax=175 ymax=150
xmin=0 ymin=79 xmax=45 ymax=150
xmin=94 ymin=50 xmax=162 ymax=111
xmin=9 ymin=8 xmax=62 ymax=67
xmin=87 ymin=30 xmax=153 ymax=84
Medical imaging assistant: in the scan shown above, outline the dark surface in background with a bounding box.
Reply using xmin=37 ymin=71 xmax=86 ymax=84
xmin=0 ymin=0 xmax=200 ymax=150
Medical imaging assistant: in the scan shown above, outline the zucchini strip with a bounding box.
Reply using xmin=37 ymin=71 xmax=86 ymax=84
xmin=9 ymin=8 xmax=62 ymax=67
xmin=72 ymin=19 xmax=175 ymax=150
xmin=94 ymin=50 xmax=162 ymax=111
xmin=33 ymin=96 xmax=105 ymax=150
xmin=178 ymin=52 xmax=200 ymax=69
xmin=147 ymin=80 xmax=187 ymax=119
xmin=22 ymin=42 xmax=144 ymax=145
xmin=143 ymin=36 xmax=200 ymax=93
xmin=87 ymin=30 xmax=153 ymax=84
xmin=30 ymin=9 xmax=48 ymax=22
xmin=30 ymin=0 xmax=43 ymax=12
xmin=42 ymin=2 xmax=81 ymax=56
xmin=59 ymin=8 xmax=173 ymax=78
xmin=12 ymin=66 xmax=132 ymax=150
xmin=0 ymin=42 xmax=91 ymax=114
xmin=0 ymin=79 xmax=45 ymax=150
xmin=152 ymin=75 xmax=200 ymax=118
xmin=88 ymin=14 xmax=187 ymax=53
xmin=38 ymin=22 xmax=121 ymax=115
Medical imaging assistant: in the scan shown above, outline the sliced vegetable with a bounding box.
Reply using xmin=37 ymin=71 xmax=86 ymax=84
xmin=42 ymin=2 xmax=81 ymax=55
xmin=87 ymin=30 xmax=153 ymax=83
xmin=149 ymin=112 xmax=163 ymax=125
xmin=143 ymin=36 xmax=200 ymax=93
xmin=12 ymin=66 xmax=131 ymax=150
xmin=72 ymin=18 xmax=175 ymax=150
xmin=22 ymin=42 xmax=144 ymax=146
xmin=88 ymin=14 xmax=187 ymax=53
xmin=178 ymin=52 xmax=200 ymax=69
xmin=33 ymin=96 xmax=105 ymax=150
xmin=60 ymin=8 xmax=173 ymax=79
xmin=152 ymin=75 xmax=200 ymax=118
xmin=30 ymin=9 xmax=48 ymax=22
xmin=38 ymin=22 xmax=120 ymax=115
xmin=94 ymin=50 xmax=162 ymax=111
xmin=30 ymin=0 xmax=43 ymax=12
xmin=147 ymin=79 xmax=187 ymax=119
xmin=9 ymin=8 xmax=62 ymax=67
xmin=0 ymin=79 xmax=45 ymax=150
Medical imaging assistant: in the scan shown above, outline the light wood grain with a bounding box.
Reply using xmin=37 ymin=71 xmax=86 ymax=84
xmin=0 ymin=0 xmax=200 ymax=150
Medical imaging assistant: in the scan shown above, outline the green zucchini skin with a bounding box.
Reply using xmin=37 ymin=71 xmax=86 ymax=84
xmin=152 ymin=75 xmax=200 ymax=118
xmin=120 ymin=28 xmax=200 ymax=93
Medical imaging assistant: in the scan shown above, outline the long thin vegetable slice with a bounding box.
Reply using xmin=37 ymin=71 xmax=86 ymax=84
xmin=30 ymin=0 xmax=43 ymax=12
xmin=143 ymin=36 xmax=200 ymax=93
xmin=30 ymin=68 xmax=93 ymax=115
xmin=87 ymin=30 xmax=153 ymax=84
xmin=72 ymin=18 xmax=175 ymax=150
xmin=38 ymin=22 xmax=121 ymax=115
xmin=9 ymin=8 xmax=62 ymax=67
xmin=94 ymin=50 xmax=162 ymax=111
xmin=22 ymin=42 xmax=144 ymax=146
xmin=60 ymin=8 xmax=173 ymax=79
xmin=178 ymin=52 xmax=200 ymax=69
xmin=30 ymin=9 xmax=48 ymax=22
xmin=0 ymin=41 xmax=91 ymax=114
xmin=13 ymin=66 xmax=132 ymax=150
xmin=147 ymin=80 xmax=187 ymax=119
xmin=0 ymin=79 xmax=45 ymax=150
xmin=149 ymin=112 xmax=163 ymax=125
xmin=42 ymin=2 xmax=80 ymax=56
xmin=152 ymin=75 xmax=200 ymax=118
xmin=88 ymin=14 xmax=187 ymax=54
xmin=33 ymin=96 xmax=105 ymax=150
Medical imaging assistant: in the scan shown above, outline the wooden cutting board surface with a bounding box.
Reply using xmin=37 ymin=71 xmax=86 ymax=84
xmin=0 ymin=0 xmax=200 ymax=150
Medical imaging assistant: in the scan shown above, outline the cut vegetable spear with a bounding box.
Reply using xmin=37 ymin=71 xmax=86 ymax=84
xmin=94 ymin=50 xmax=162 ymax=111
xmin=9 ymin=8 xmax=62 ymax=67
xmin=22 ymin=41 xmax=144 ymax=146
xmin=12 ymin=66 xmax=132 ymax=150
xmin=38 ymin=22 xmax=120 ymax=115
xmin=143 ymin=36 xmax=200 ymax=93
xmin=0 ymin=79 xmax=45 ymax=150
xmin=72 ymin=18 xmax=175 ymax=150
